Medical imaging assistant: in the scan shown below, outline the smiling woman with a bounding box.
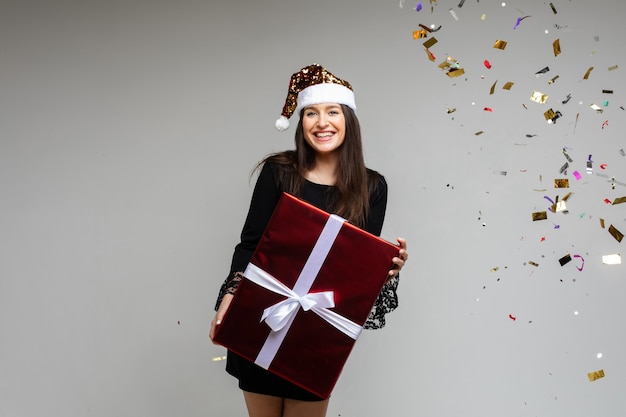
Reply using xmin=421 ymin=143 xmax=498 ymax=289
xmin=209 ymin=63 xmax=408 ymax=417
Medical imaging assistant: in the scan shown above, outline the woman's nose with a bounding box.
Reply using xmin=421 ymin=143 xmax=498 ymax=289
xmin=317 ymin=116 xmax=328 ymax=127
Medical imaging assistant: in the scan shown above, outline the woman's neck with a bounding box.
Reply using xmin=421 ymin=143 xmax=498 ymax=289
xmin=307 ymin=155 xmax=338 ymax=185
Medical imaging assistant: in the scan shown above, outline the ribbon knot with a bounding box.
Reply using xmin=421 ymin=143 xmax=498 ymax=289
xmin=261 ymin=291 xmax=335 ymax=332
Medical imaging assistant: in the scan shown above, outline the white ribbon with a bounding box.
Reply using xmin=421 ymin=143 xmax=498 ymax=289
xmin=243 ymin=214 xmax=364 ymax=370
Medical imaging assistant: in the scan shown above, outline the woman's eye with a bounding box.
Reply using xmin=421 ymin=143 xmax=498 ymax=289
xmin=305 ymin=111 xmax=316 ymax=117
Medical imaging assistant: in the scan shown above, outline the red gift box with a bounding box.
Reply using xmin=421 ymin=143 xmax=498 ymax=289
xmin=214 ymin=192 xmax=399 ymax=399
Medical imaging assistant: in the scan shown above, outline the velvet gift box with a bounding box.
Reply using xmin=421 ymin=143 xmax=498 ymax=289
xmin=213 ymin=192 xmax=399 ymax=399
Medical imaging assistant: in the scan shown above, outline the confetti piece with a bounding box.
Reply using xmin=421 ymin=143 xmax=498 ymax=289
xmin=602 ymin=120 xmax=609 ymax=129
xmin=447 ymin=67 xmax=465 ymax=78
xmin=532 ymin=211 xmax=548 ymax=221
xmin=457 ymin=0 xmax=465 ymax=6
xmin=423 ymin=37 xmax=438 ymax=49
xmin=493 ymin=39 xmax=507 ymax=50
xmin=554 ymin=179 xmax=569 ymax=188
xmin=484 ymin=107 xmax=493 ymax=112
xmin=425 ymin=48 xmax=436 ymax=61
xmin=535 ymin=66 xmax=550 ymax=76
xmin=590 ymin=103 xmax=603 ymax=113
xmin=559 ymin=254 xmax=572 ymax=266
xmin=587 ymin=369 xmax=605 ymax=382
xmin=509 ymin=314 xmax=516 ymax=321
xmin=608 ymin=224 xmax=624 ymax=242
xmin=481 ymin=14 xmax=486 ymax=21
xmin=553 ymin=39 xmax=561 ymax=57
xmin=449 ymin=8 xmax=459 ymax=20
xmin=562 ymin=148 xmax=573 ymax=162
xmin=600 ymin=163 xmax=608 ymax=169
xmin=602 ymin=254 xmax=621 ymax=265
xmin=562 ymin=94 xmax=572 ymax=104
xmin=514 ymin=15 xmax=531 ymax=29
xmin=604 ymin=198 xmax=612 ymax=205
xmin=502 ymin=81 xmax=514 ymax=90
xmin=583 ymin=67 xmax=594 ymax=80
xmin=573 ymin=171 xmax=581 ymax=180
xmin=548 ymin=75 xmax=559 ymax=84
xmin=613 ymin=196 xmax=626 ymax=205
xmin=528 ymin=261 xmax=539 ymax=267
xmin=608 ymin=64 xmax=618 ymax=71
xmin=212 ymin=355 xmax=227 ymax=362
xmin=416 ymin=2 xmax=423 ymax=11
xmin=545 ymin=109 xmax=562 ymax=123
xmin=475 ymin=131 xmax=484 ymax=136
xmin=484 ymin=59 xmax=492 ymax=69
xmin=549 ymin=3 xmax=557 ymax=14
xmin=490 ymin=80 xmax=497 ymax=95
xmin=602 ymin=89 xmax=613 ymax=94
xmin=530 ymin=91 xmax=548 ymax=104
xmin=413 ymin=29 xmax=429 ymax=39
xmin=573 ymin=254 xmax=584 ymax=271
xmin=446 ymin=108 xmax=456 ymax=114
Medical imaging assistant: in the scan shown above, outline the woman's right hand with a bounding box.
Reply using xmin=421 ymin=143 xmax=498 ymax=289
xmin=209 ymin=293 xmax=234 ymax=345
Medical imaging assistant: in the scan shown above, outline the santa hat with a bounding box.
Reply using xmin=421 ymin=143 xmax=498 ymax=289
xmin=275 ymin=64 xmax=356 ymax=131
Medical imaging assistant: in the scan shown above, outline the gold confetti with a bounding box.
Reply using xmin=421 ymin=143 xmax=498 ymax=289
xmin=447 ymin=108 xmax=457 ymax=114
xmin=423 ymin=37 xmax=438 ymax=49
xmin=493 ymin=39 xmax=507 ymax=50
xmin=612 ymin=196 xmax=626 ymax=205
xmin=590 ymin=103 xmax=604 ymax=113
xmin=549 ymin=2 xmax=557 ymax=14
xmin=530 ymin=91 xmax=548 ymax=104
xmin=608 ymin=225 xmax=624 ymax=242
xmin=562 ymin=192 xmax=572 ymax=201
xmin=553 ymin=39 xmax=561 ymax=57
xmin=587 ymin=369 xmax=605 ymax=382
xmin=583 ymin=67 xmax=594 ymax=79
xmin=600 ymin=218 xmax=605 ymax=228
xmin=544 ymin=108 xmax=561 ymax=123
xmin=602 ymin=254 xmax=621 ymax=265
xmin=413 ymin=29 xmax=429 ymax=39
xmin=608 ymin=64 xmax=619 ymax=71
xmin=548 ymin=75 xmax=560 ymax=84
xmin=490 ymin=80 xmax=497 ymax=95
xmin=554 ymin=179 xmax=569 ymax=188
xmin=502 ymin=82 xmax=514 ymax=90
xmin=532 ymin=211 xmax=548 ymax=221
xmin=490 ymin=267 xmax=499 ymax=272
xmin=212 ymin=355 xmax=227 ymax=362
xmin=447 ymin=68 xmax=465 ymax=78
xmin=475 ymin=130 xmax=484 ymax=136
xmin=528 ymin=261 xmax=539 ymax=267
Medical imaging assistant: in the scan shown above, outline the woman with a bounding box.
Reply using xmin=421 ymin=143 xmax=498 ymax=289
xmin=210 ymin=63 xmax=408 ymax=417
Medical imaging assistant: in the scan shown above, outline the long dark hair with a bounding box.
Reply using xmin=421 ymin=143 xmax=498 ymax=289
xmin=256 ymin=105 xmax=377 ymax=228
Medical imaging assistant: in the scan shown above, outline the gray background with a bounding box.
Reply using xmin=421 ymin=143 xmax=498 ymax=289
xmin=1 ymin=0 xmax=625 ymax=416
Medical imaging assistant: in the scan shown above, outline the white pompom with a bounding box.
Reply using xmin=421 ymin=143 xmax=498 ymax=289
xmin=275 ymin=115 xmax=289 ymax=131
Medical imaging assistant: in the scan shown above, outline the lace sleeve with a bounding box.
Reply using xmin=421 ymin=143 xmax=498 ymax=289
xmin=363 ymin=274 xmax=399 ymax=329
xmin=214 ymin=271 xmax=244 ymax=311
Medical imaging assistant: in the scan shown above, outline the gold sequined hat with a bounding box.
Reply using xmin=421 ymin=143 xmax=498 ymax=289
xmin=275 ymin=64 xmax=356 ymax=131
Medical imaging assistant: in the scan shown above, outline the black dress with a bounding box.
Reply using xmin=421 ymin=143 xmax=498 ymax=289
xmin=214 ymin=161 xmax=399 ymax=401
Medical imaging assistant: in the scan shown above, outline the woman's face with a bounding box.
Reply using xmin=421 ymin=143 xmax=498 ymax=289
xmin=301 ymin=103 xmax=346 ymax=156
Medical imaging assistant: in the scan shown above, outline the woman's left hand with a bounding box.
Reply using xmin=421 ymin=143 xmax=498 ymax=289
xmin=387 ymin=237 xmax=408 ymax=283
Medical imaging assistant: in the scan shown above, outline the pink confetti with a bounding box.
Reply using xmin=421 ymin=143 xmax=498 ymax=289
xmin=484 ymin=59 xmax=492 ymax=69
xmin=573 ymin=254 xmax=585 ymax=271
xmin=602 ymin=120 xmax=609 ymax=129
xmin=573 ymin=171 xmax=582 ymax=180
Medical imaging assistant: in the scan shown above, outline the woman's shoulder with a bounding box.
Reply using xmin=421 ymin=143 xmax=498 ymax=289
xmin=366 ymin=167 xmax=387 ymax=187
